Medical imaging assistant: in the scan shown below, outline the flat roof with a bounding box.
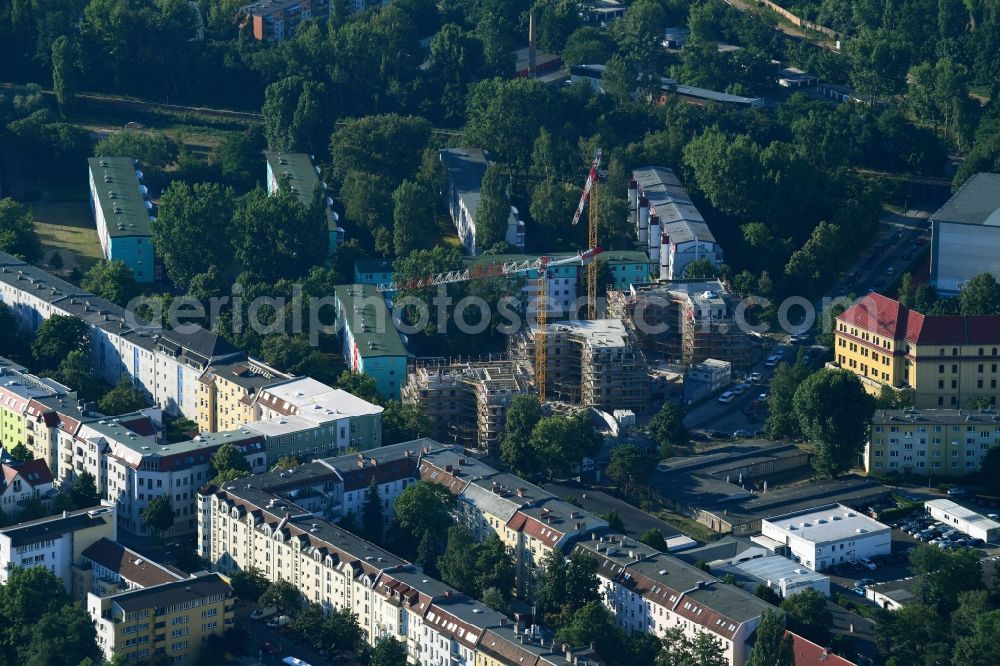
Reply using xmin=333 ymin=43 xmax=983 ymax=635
xmin=88 ymin=157 xmax=151 ymax=238
xmin=930 ymin=173 xmax=1000 ymax=227
xmin=764 ymin=503 xmax=889 ymax=542
xmin=925 ymin=499 xmax=1000 ymax=531
xmin=872 ymin=408 xmax=1000 ymax=426
xmin=334 ymin=285 xmax=408 ymax=358
xmin=539 ymin=318 xmax=631 ymax=348
xmin=632 ymin=166 xmax=718 ymax=245
xmin=111 ymin=573 xmax=230 ymax=613
xmin=1 ymin=505 xmax=113 ymax=547
xmin=264 ymin=152 xmax=320 ymax=207
xmin=255 ymin=377 xmax=383 ymax=421
xmin=728 ymin=554 xmax=828 ymax=585
xmin=440 ymin=148 xmax=488 ymax=221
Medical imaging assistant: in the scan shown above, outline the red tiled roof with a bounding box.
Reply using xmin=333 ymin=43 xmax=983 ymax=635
xmin=4 ymin=459 xmax=54 ymax=487
xmin=836 ymin=294 xmax=1000 ymax=346
xmin=119 ymin=416 xmax=156 ymax=437
xmin=787 ymin=631 xmax=857 ymax=666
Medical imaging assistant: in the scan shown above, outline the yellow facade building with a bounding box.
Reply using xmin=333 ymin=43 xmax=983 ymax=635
xmin=866 ymin=409 xmax=1000 ymax=477
xmin=196 ymin=359 xmax=290 ymax=433
xmin=834 ymin=293 xmax=1000 ymax=409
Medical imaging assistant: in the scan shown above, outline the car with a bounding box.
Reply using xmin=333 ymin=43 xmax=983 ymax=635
xmin=858 ymin=558 xmax=877 ymax=570
xmin=266 ymin=615 xmax=292 ymax=628
xmin=789 ymin=335 xmax=802 ymax=344
xmin=261 ymin=643 xmax=280 ymax=656
xmin=732 ymin=384 xmax=746 ymax=395
xmin=758 ymin=392 xmax=769 ymax=401
xmin=764 ymin=357 xmax=779 ymax=368
xmin=947 ymin=487 xmax=968 ymax=497
xmin=250 ymin=607 xmax=277 ymax=621
xmin=733 ymin=429 xmax=753 ymax=438
xmin=969 ymin=538 xmax=985 ymax=547
xmin=718 ymin=391 xmax=735 ymax=404
xmin=852 ymin=586 xmax=866 ymax=596
xmin=988 ymin=513 xmax=999 ymax=520
xmin=749 ymin=372 xmax=762 ymax=383
xmin=916 ymin=236 xmax=928 ymax=244
xmin=690 ymin=431 xmax=710 ymax=442
xmin=856 ymin=578 xmax=875 ymax=586
xmin=707 ymin=430 xmax=729 ymax=439
xmin=885 ymin=266 xmax=895 ymax=275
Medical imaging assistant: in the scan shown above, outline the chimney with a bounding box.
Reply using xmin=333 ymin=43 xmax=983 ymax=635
xmin=62 ymin=510 xmax=69 ymax=518
xmin=563 ymin=643 xmax=572 ymax=662
xmin=517 ymin=487 xmax=526 ymax=497
xmin=528 ymin=10 xmax=537 ymax=77
xmin=445 ymin=590 xmax=452 ymax=599
xmin=369 ymin=457 xmax=377 ymax=465
xmin=576 ymin=521 xmax=584 ymax=531
xmin=445 ymin=464 xmax=453 ymax=473
xmin=458 ymin=458 xmax=466 ymax=466
xmin=403 ymin=450 xmax=410 ymax=458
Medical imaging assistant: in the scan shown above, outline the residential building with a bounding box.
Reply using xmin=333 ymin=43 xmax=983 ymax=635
xmin=583 ymin=0 xmax=625 ymax=25
xmin=924 ymin=498 xmax=1000 ymax=543
xmin=608 ymin=280 xmax=752 ymax=368
xmin=89 ymin=572 xmax=234 ymax=664
xmin=88 ymin=157 xmax=156 ymax=283
xmin=440 ymin=148 xmax=525 ymax=255
xmin=573 ymin=531 xmax=770 ymax=666
xmin=476 ymin=625 xmax=585 ymax=666
xmin=866 ymin=408 xmax=1000 ymax=476
xmin=834 ymin=292 xmax=1000 ymax=408
xmin=629 ymin=168 xmax=724 ymax=280
xmin=510 ymin=319 xmax=649 ymax=412
xmin=402 ymin=360 xmax=532 ymax=453
xmin=0 ymin=458 xmax=55 ymax=516
xmin=760 ymin=504 xmax=891 ymax=571
xmin=930 ymin=173 xmax=1000 ymax=295
xmin=240 ymin=0 xmax=338 ymax=42
xmin=71 ymin=537 xmax=182 ymax=600
xmin=688 ymin=359 xmax=733 ymax=393
xmin=195 ymin=358 xmax=291 ymax=433
xmin=0 ymin=359 xmax=75 ymax=458
xmin=788 ymin=632 xmax=859 ymax=666
xmin=0 ymin=504 xmax=117 ymax=589
xmin=353 ymin=258 xmax=395 ymax=286
xmin=0 ymin=250 xmax=248 ymax=419
xmin=264 ymin=151 xmax=343 ymax=252
xmin=333 ymin=284 xmax=408 ymax=399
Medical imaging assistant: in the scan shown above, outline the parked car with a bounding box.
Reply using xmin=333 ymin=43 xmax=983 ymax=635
xmin=733 ymin=429 xmax=753 ymax=438
xmin=718 ymin=391 xmax=735 ymax=404
xmin=250 ymin=607 xmax=277 ymax=621
xmin=266 ymin=615 xmax=292 ymax=628
xmin=858 ymin=558 xmax=877 ymax=570
xmin=852 ymin=586 xmax=866 ymax=596
xmin=764 ymin=355 xmax=780 ymax=368
xmin=947 ymin=487 xmax=967 ymax=497
xmin=749 ymin=372 xmax=762 ymax=383
xmin=732 ymin=384 xmax=746 ymax=395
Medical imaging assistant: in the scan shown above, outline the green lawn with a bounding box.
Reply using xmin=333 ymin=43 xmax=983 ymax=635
xmin=29 ymin=200 xmax=104 ymax=274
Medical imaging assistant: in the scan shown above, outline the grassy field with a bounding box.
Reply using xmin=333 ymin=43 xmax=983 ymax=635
xmin=657 ymin=510 xmax=722 ymax=543
xmin=29 ymin=200 xmax=103 ymax=274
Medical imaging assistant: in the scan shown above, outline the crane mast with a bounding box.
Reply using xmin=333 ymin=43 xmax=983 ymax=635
xmin=572 ymin=149 xmax=603 ymax=320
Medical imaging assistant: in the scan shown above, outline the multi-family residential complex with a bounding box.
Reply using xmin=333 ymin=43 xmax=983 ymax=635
xmin=72 ymin=537 xmax=183 ymax=600
xmin=0 ymin=356 xmax=75 ymax=454
xmin=241 ymin=0 xmax=331 ymax=41
xmin=0 ymin=458 xmax=55 ymax=515
xmin=195 ymin=357 xmax=291 ymax=433
xmin=834 ymin=292 xmax=1000 ymax=408
xmin=334 ymin=284 xmax=409 ymax=399
xmin=510 ymin=318 xmax=649 ymax=412
xmin=866 ymin=408 xmax=1000 ymax=476
xmin=929 ymin=172 xmax=1000 ymax=295
xmin=264 ymin=151 xmax=343 ymax=253
xmin=89 ymin=572 xmax=234 ymax=664
xmin=608 ymin=280 xmax=752 ymax=368
xmin=440 ymin=148 xmax=526 ymax=255
xmin=87 ymin=157 xmax=157 ymax=283
xmin=402 ymin=360 xmax=531 ymax=454
xmin=760 ymin=504 xmax=891 ymax=572
xmin=629 ymin=167 xmax=723 ymax=281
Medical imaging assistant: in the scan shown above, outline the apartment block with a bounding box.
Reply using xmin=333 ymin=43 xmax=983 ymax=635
xmin=0 ymin=458 xmax=55 ymax=516
xmin=440 ymin=148 xmax=526 ymax=255
xmin=608 ymin=280 xmax=752 ymax=368
xmin=0 ymin=251 xmax=248 ymax=419
xmin=0 ymin=358 xmax=75 ymax=458
xmin=241 ymin=0 xmax=332 ymax=42
xmin=89 ymin=572 xmax=234 ymax=664
xmin=196 ymin=357 xmax=291 ymax=433
xmin=835 ymin=292 xmax=1000 ymax=408
xmin=866 ymin=408 xmax=1000 ymax=476
xmin=0 ymin=504 xmax=117 ymax=589
xmin=334 ymin=284 xmax=409 ymax=399
xmin=573 ymin=533 xmax=770 ymax=666
xmin=629 ymin=167 xmax=723 ymax=281
xmin=510 ymin=319 xmax=649 ymax=412
xmin=402 ymin=360 xmax=531 ymax=453
xmin=930 ymin=172 xmax=1000 ymax=295
xmin=264 ymin=151 xmax=343 ymax=252
xmin=88 ymin=157 xmax=156 ymax=283
xmin=72 ymin=537 xmax=182 ymax=600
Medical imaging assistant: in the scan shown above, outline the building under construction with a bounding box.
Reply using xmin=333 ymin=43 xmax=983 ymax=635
xmin=510 ymin=319 xmax=649 ymax=413
xmin=402 ymin=359 xmax=532 ymax=454
xmin=608 ymin=279 xmax=752 ymax=369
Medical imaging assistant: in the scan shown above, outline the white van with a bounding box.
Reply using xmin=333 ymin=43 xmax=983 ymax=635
xmin=718 ymin=391 xmax=735 ymax=404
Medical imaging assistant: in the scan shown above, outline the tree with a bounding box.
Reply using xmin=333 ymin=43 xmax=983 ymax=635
xmin=530 ymin=413 xmax=601 ymax=480
xmin=32 ymin=315 xmax=89 ymax=371
xmin=382 ymin=401 xmax=431 ymax=444
xmin=437 ymin=525 xmax=479 ymax=594
xmin=393 ymin=480 xmax=456 ymax=539
xmin=780 ymin=588 xmax=831 ymax=645
xmin=959 ymin=272 xmax=1000 ymax=315
xmin=474 ymin=534 xmax=515 ymax=598
xmin=272 ymin=456 xmax=300 ymax=471
xmin=980 ymin=446 xmax=1000 ymax=495
xmin=656 ymin=626 xmax=728 ymax=666
xmin=500 ymin=395 xmax=543 ymax=475
xmin=846 ymin=27 xmax=909 ymax=105
xmin=682 ymin=129 xmax=765 ymax=221
xmin=141 ymin=495 xmax=175 ymax=536
xmin=561 ymin=27 xmax=614 ymax=66
xmin=230 ymin=567 xmax=269 ymax=602
xmin=392 ymin=179 xmax=435 ymax=257
xmin=211 ymin=443 xmax=252 ymax=484
xmin=80 ymin=260 xmax=138 ymax=307
xmin=262 ymin=77 xmax=331 ymax=154
xmin=681 ymin=257 xmax=719 ymax=279
xmin=94 ymin=129 xmax=179 ymax=171
xmin=639 ymin=528 xmax=668 ymax=552
xmin=747 ymin=609 xmax=793 ymax=666
xmin=153 ymin=181 xmax=235 ymax=290
xmin=793 ymin=369 xmax=875 ymax=477
xmin=474 ymin=164 xmax=510 ymax=252
xmin=97 ymin=376 xmax=147 ymax=415
xmin=606 ymin=443 xmax=655 ymax=494
xmin=764 ymin=359 xmax=809 ymax=439
xmin=259 ymin=579 xmax=304 ymax=617
xmin=647 ymin=403 xmax=688 ymax=457
xmin=362 ymin=476 xmax=385 ymax=544
xmin=71 ymin=471 xmax=100 ymax=509
xmin=9 ymin=443 xmax=33 ymax=463
xmin=231 ymin=187 xmax=327 ymax=282
xmin=51 ymin=35 xmax=76 ymax=114
xmin=464 ymin=77 xmax=554 ymax=172
xmin=556 ymin=601 xmax=624 ymax=659
xmin=336 ymin=371 xmax=382 ymax=405
xmin=909 ymin=544 xmax=984 ymax=614
xmin=612 ymin=0 xmax=667 ymax=68
xmin=875 ymin=601 xmax=951 ymax=665
xmin=329 ymin=114 xmax=431 ymax=188
xmin=536 ymin=549 xmax=599 ymax=626
xmin=953 ymin=610 xmax=1000 ymax=666
xmin=754 ymin=583 xmax=782 ymax=606
xmin=23 ymin=603 xmax=102 ymax=665
xmin=371 ymin=636 xmax=408 ymax=666
xmin=0 ymin=198 xmax=41 ymax=261
xmin=601 ymin=54 xmax=635 ymax=105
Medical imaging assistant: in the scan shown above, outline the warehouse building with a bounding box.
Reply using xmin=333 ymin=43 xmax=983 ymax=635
xmin=924 ymin=498 xmax=1000 ymax=543
xmin=930 ymin=172 xmax=1000 ymax=296
xmin=761 ymin=503 xmax=891 ymax=572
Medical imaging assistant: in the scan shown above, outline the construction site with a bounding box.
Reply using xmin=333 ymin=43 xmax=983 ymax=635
xmin=508 ymin=319 xmax=649 ymax=414
xmin=607 ymin=279 xmax=753 ymax=370
xmin=402 ymin=359 xmax=532 ymax=454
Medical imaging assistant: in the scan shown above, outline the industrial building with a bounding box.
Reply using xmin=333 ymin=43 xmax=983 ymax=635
xmin=835 ymin=292 xmax=1000 ymax=408
xmin=866 ymin=408 xmax=1000 ymax=477
xmin=402 ymin=359 xmax=531 ymax=453
xmin=929 ymin=172 xmax=1000 ymax=295
xmin=718 ymin=554 xmax=830 ymax=599
xmin=608 ymin=279 xmax=752 ymax=368
xmin=87 ymin=157 xmax=156 ymax=283
xmin=509 ymin=319 xmax=649 ymax=412
xmin=924 ymin=498 xmax=1000 ymax=543
xmin=265 ymin=151 xmax=343 ymax=253
xmin=439 ymin=148 xmax=526 ymax=255
xmin=761 ymin=503 xmax=891 ymax=572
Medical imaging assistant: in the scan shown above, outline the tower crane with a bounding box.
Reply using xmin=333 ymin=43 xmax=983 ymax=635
xmin=571 ymin=149 xmax=603 ymax=320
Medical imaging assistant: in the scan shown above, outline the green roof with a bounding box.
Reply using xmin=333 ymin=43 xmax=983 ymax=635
xmin=264 ymin=151 xmax=338 ymax=230
xmin=335 ymin=284 xmax=408 ymax=358
xmin=88 ymin=157 xmax=151 ymax=238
